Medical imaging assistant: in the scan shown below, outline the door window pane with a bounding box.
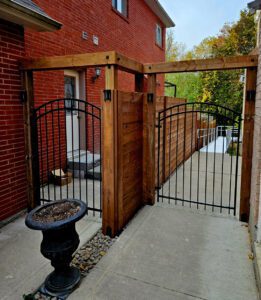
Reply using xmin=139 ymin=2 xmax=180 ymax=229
xmin=64 ymin=76 xmax=77 ymax=112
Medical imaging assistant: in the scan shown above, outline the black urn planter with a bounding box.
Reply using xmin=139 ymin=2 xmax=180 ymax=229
xmin=25 ymin=199 xmax=87 ymax=297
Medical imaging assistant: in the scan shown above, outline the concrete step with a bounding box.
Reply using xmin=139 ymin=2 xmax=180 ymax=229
xmin=68 ymin=152 xmax=101 ymax=172
xmin=86 ymin=166 xmax=102 ymax=181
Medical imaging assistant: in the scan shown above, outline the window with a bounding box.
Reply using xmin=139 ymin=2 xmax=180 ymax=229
xmin=156 ymin=24 xmax=163 ymax=47
xmin=112 ymin=0 xmax=127 ymax=17
xmin=64 ymin=76 xmax=77 ymax=113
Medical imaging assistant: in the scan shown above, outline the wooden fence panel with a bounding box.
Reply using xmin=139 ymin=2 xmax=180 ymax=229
xmin=117 ymin=91 xmax=144 ymax=230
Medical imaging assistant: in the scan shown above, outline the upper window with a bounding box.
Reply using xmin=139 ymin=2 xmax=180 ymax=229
xmin=156 ymin=24 xmax=163 ymax=47
xmin=112 ymin=0 xmax=128 ymax=17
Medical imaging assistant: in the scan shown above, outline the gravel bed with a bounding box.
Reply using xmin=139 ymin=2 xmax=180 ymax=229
xmin=23 ymin=230 xmax=116 ymax=300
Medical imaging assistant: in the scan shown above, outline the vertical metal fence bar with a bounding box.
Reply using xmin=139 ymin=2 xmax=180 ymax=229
xmin=175 ymin=106 xmax=179 ymax=204
xmin=64 ymin=100 xmax=69 ymax=199
xmin=92 ymin=106 xmax=95 ymax=216
xmin=204 ymin=111 xmax=210 ymax=210
xmin=57 ymin=101 xmax=62 ymax=200
xmin=39 ymin=115 xmax=44 ymax=200
xmin=197 ymin=106 xmax=202 ymax=209
xmin=71 ymin=103 xmax=75 ymax=199
xmin=78 ymin=103 xmax=82 ymax=203
xmin=182 ymin=105 xmax=187 ymax=205
xmin=85 ymin=103 xmax=88 ymax=214
xmin=157 ymin=112 xmax=161 ymax=203
xmin=228 ymin=118 xmax=235 ymax=214
xmin=44 ymin=105 xmax=50 ymax=201
xmin=99 ymin=108 xmax=102 ymax=217
xmin=51 ymin=103 xmax=56 ymax=201
xmin=189 ymin=105 xmax=194 ymax=207
xmin=220 ymin=115 xmax=225 ymax=213
xmin=161 ymin=111 xmax=166 ymax=202
xmin=234 ymin=118 xmax=241 ymax=216
xmin=212 ymin=109 xmax=218 ymax=212
xmin=168 ymin=110 xmax=172 ymax=203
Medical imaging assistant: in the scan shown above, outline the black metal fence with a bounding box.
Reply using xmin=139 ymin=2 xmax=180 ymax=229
xmin=157 ymin=102 xmax=242 ymax=215
xmin=32 ymin=98 xmax=102 ymax=216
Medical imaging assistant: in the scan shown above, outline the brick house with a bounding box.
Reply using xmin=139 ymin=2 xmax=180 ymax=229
xmin=0 ymin=0 xmax=61 ymax=222
xmin=0 ymin=0 xmax=174 ymax=222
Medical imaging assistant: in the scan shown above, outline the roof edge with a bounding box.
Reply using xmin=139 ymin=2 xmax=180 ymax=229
xmin=144 ymin=0 xmax=175 ymax=28
xmin=0 ymin=0 xmax=62 ymax=31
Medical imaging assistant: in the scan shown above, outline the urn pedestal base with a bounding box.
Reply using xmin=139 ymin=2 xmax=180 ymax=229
xmin=25 ymin=200 xmax=87 ymax=299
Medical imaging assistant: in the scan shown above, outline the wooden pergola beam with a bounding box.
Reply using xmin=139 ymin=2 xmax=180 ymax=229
xmin=116 ymin=52 xmax=144 ymax=74
xmin=20 ymin=51 xmax=143 ymax=74
xmin=21 ymin=51 xmax=258 ymax=75
xmin=20 ymin=51 xmax=116 ymax=71
xmin=143 ymin=55 xmax=258 ymax=74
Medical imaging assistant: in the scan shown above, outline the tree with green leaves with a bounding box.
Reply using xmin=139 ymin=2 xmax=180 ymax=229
xmin=166 ymin=9 xmax=257 ymax=113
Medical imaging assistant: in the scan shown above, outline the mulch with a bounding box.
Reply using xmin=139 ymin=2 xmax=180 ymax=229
xmin=32 ymin=201 xmax=80 ymax=223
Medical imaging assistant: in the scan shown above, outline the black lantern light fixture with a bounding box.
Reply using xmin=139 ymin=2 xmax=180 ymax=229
xmin=92 ymin=67 xmax=101 ymax=83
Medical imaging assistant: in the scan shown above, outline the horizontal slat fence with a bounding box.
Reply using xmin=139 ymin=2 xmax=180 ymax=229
xmin=116 ymin=91 xmax=144 ymax=230
xmin=156 ymin=97 xmax=198 ymax=186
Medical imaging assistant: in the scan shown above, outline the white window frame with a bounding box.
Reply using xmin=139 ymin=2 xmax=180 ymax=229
xmin=112 ymin=0 xmax=128 ymax=17
xmin=156 ymin=24 xmax=163 ymax=47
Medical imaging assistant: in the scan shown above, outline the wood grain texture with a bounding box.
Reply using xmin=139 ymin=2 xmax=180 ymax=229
xmin=143 ymin=74 xmax=157 ymax=205
xmin=102 ymin=66 xmax=118 ymax=237
xmin=23 ymin=71 xmax=39 ymax=210
xmin=144 ymin=55 xmax=258 ymax=74
xmin=240 ymin=68 xmax=257 ymax=222
xmin=21 ymin=51 xmax=143 ymax=74
xmin=117 ymin=91 xmax=144 ymax=229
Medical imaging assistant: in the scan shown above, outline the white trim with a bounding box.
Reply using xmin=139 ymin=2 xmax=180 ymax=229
xmin=0 ymin=1 xmax=61 ymax=32
xmin=144 ymin=0 xmax=175 ymax=28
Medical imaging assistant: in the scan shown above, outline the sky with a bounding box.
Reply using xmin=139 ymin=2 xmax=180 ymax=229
xmin=159 ymin=0 xmax=251 ymax=50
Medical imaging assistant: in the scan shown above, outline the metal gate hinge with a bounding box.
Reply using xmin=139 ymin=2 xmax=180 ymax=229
xmin=147 ymin=93 xmax=154 ymax=103
xmin=20 ymin=90 xmax=27 ymax=103
xmin=246 ymin=90 xmax=256 ymax=101
xmin=103 ymin=90 xmax=112 ymax=101
xmin=155 ymin=124 xmax=162 ymax=128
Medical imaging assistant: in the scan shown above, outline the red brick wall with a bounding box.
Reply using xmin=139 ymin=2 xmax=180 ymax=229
xmin=24 ymin=0 xmax=167 ymax=183
xmin=25 ymin=0 xmax=166 ymax=106
xmin=0 ymin=19 xmax=27 ymax=221
xmin=0 ymin=1 xmax=168 ymax=220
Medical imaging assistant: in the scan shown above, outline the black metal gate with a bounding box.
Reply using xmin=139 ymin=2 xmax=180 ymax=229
xmin=32 ymin=98 xmax=102 ymax=216
xmin=157 ymin=102 xmax=242 ymax=215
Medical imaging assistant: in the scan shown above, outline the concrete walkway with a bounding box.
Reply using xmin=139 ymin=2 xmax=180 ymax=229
xmin=0 ymin=213 xmax=101 ymax=300
xmin=70 ymin=205 xmax=258 ymax=300
xmin=200 ymin=137 xmax=229 ymax=153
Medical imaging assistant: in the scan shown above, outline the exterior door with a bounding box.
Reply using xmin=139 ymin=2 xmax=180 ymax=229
xmin=64 ymin=70 xmax=80 ymax=157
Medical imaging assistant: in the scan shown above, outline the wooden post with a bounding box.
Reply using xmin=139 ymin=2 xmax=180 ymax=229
xmin=102 ymin=65 xmax=119 ymax=237
xmin=143 ymin=74 xmax=157 ymax=205
xmin=23 ymin=70 xmax=39 ymax=210
xmin=240 ymin=67 xmax=257 ymax=222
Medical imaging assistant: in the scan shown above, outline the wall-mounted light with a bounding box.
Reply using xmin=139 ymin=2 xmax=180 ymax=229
xmin=92 ymin=68 xmax=101 ymax=83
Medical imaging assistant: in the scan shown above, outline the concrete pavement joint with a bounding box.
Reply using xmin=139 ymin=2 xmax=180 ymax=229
xmin=108 ymin=270 xmax=208 ymax=300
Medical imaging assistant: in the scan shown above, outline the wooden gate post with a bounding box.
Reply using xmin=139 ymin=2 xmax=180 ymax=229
xmin=143 ymin=74 xmax=157 ymax=205
xmin=102 ymin=65 xmax=119 ymax=237
xmin=23 ymin=70 xmax=39 ymax=210
xmin=240 ymin=67 xmax=257 ymax=222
